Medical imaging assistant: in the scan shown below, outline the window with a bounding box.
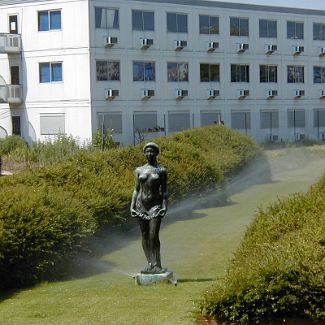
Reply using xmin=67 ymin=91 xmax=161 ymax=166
xmin=287 ymin=21 xmax=303 ymax=39
xmin=98 ymin=113 xmax=122 ymax=134
xmin=259 ymin=19 xmax=277 ymax=38
xmin=260 ymin=111 xmax=279 ymax=129
xmin=132 ymin=10 xmax=154 ymax=31
xmin=287 ymin=110 xmax=305 ymax=128
xmin=200 ymin=64 xmax=220 ymax=82
xmin=95 ymin=7 xmax=119 ymax=29
xmin=231 ymin=64 xmax=249 ymax=82
xmin=39 ymin=62 xmax=62 ymax=83
xmin=260 ymin=65 xmax=277 ymax=83
xmin=168 ymin=111 xmax=190 ymax=132
xmin=231 ymin=111 xmax=250 ymax=130
xmin=38 ymin=10 xmax=61 ymax=31
xmin=230 ymin=17 xmax=248 ymax=36
xmin=314 ymin=66 xmax=325 ymax=83
xmin=287 ymin=66 xmax=304 ymax=83
xmin=167 ymin=13 xmax=187 ymax=33
xmin=133 ymin=61 xmax=155 ymax=81
xmin=167 ymin=62 xmax=189 ymax=81
xmin=313 ymin=23 xmax=325 ymax=40
xmin=40 ymin=114 xmax=65 ymax=135
xmin=201 ymin=111 xmax=222 ymax=126
xmin=314 ymin=109 xmax=325 ymax=127
xmin=199 ymin=15 xmax=219 ymax=34
xmin=96 ymin=61 xmax=120 ymax=81
xmin=133 ymin=112 xmax=159 ymax=134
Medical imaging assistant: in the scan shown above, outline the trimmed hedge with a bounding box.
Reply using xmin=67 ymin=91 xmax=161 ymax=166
xmin=199 ymin=171 xmax=325 ymax=323
xmin=0 ymin=125 xmax=261 ymax=289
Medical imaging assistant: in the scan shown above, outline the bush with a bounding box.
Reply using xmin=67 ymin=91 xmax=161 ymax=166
xmin=199 ymin=172 xmax=325 ymax=323
xmin=0 ymin=135 xmax=28 ymax=156
xmin=0 ymin=125 xmax=261 ymax=288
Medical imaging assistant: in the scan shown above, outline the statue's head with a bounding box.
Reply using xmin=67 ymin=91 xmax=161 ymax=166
xmin=143 ymin=142 xmax=160 ymax=155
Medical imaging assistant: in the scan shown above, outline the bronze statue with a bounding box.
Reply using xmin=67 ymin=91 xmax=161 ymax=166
xmin=131 ymin=142 xmax=168 ymax=274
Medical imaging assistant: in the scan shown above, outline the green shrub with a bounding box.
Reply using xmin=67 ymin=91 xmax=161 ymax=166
xmin=0 ymin=125 xmax=261 ymax=288
xmin=0 ymin=135 xmax=29 ymax=156
xmin=199 ymin=173 xmax=325 ymax=323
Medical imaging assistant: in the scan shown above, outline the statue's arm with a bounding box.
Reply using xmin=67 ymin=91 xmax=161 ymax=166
xmin=130 ymin=169 xmax=140 ymax=216
xmin=160 ymin=168 xmax=168 ymax=215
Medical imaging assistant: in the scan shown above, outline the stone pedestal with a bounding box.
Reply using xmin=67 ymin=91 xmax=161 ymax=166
xmin=134 ymin=271 xmax=177 ymax=286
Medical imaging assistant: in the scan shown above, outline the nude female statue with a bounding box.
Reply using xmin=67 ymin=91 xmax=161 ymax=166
xmin=130 ymin=142 xmax=168 ymax=274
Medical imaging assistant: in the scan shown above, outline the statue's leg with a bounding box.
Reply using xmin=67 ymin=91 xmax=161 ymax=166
xmin=149 ymin=217 xmax=162 ymax=269
xmin=137 ymin=218 xmax=151 ymax=267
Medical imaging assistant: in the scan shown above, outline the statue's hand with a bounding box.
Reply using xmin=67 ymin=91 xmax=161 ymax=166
xmin=158 ymin=208 xmax=166 ymax=217
xmin=130 ymin=208 xmax=138 ymax=217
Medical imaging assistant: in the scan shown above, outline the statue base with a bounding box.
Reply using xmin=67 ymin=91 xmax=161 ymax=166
xmin=134 ymin=271 xmax=177 ymax=286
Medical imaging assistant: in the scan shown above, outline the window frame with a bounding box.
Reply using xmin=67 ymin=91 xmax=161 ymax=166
xmin=38 ymin=9 xmax=61 ymax=31
xmin=313 ymin=23 xmax=325 ymax=41
xmin=231 ymin=64 xmax=250 ymax=83
xmin=287 ymin=65 xmax=304 ymax=83
xmin=133 ymin=61 xmax=156 ymax=81
xmin=132 ymin=9 xmax=154 ymax=31
xmin=95 ymin=7 xmax=119 ymax=29
xmin=167 ymin=62 xmax=189 ymax=82
xmin=96 ymin=60 xmax=120 ymax=81
xmin=287 ymin=21 xmax=304 ymax=39
xmin=200 ymin=63 xmax=220 ymax=82
xmin=167 ymin=12 xmax=188 ymax=33
xmin=199 ymin=15 xmax=219 ymax=34
xmin=259 ymin=19 xmax=277 ymax=38
xmin=39 ymin=62 xmax=63 ymax=83
xmin=260 ymin=65 xmax=278 ymax=83
xmin=230 ymin=17 xmax=249 ymax=36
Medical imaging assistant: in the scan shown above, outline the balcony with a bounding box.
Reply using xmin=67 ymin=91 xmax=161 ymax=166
xmin=0 ymin=33 xmax=21 ymax=53
xmin=0 ymin=85 xmax=22 ymax=105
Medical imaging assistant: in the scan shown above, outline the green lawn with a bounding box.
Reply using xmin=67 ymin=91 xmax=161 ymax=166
xmin=1 ymin=147 xmax=324 ymax=325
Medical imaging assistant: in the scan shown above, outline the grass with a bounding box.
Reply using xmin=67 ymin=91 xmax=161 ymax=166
xmin=0 ymin=147 xmax=324 ymax=325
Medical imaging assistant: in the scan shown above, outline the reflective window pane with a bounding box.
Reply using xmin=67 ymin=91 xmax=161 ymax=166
xmin=40 ymin=63 xmax=50 ymax=83
xmin=167 ymin=13 xmax=177 ymax=32
xmin=50 ymin=10 xmax=61 ymax=30
xmin=51 ymin=63 xmax=62 ymax=82
xmin=38 ymin=11 xmax=49 ymax=31
xmin=132 ymin=10 xmax=143 ymax=30
xmin=230 ymin=17 xmax=239 ymax=36
xmin=200 ymin=64 xmax=209 ymax=82
xmin=143 ymin=11 xmax=154 ymax=31
xmin=177 ymin=14 xmax=187 ymax=33
xmin=199 ymin=15 xmax=210 ymax=34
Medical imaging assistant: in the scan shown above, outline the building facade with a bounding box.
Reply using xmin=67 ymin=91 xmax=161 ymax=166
xmin=0 ymin=0 xmax=325 ymax=145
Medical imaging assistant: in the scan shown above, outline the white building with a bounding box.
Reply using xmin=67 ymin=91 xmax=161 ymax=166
xmin=0 ymin=0 xmax=325 ymax=145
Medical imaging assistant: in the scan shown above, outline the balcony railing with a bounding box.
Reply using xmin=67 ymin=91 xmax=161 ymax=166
xmin=0 ymin=33 xmax=21 ymax=53
xmin=0 ymin=85 xmax=22 ymax=104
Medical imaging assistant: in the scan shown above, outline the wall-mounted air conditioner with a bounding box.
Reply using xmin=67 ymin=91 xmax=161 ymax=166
xmin=141 ymin=38 xmax=154 ymax=49
xmin=268 ymin=134 xmax=279 ymax=142
xmin=104 ymin=36 xmax=118 ymax=48
xmin=175 ymin=40 xmax=187 ymax=50
xmin=207 ymin=41 xmax=219 ymax=52
xmin=320 ymin=47 xmax=325 ymax=56
xmin=237 ymin=43 xmax=249 ymax=53
xmin=238 ymin=89 xmax=249 ymax=98
xmin=294 ymin=89 xmax=305 ymax=98
xmin=142 ymin=89 xmax=155 ymax=99
xmin=293 ymin=45 xmax=304 ymax=55
xmin=265 ymin=44 xmax=277 ymax=54
xmin=176 ymin=89 xmax=188 ymax=99
xmin=105 ymin=89 xmax=119 ymax=99
xmin=208 ymin=89 xmax=220 ymax=99
xmin=266 ymin=89 xmax=278 ymax=98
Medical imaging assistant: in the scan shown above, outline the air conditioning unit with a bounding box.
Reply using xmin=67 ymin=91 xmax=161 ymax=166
xmin=175 ymin=40 xmax=187 ymax=50
xmin=266 ymin=89 xmax=278 ymax=98
xmin=266 ymin=44 xmax=277 ymax=54
xmin=238 ymin=43 xmax=249 ymax=53
xmin=268 ymin=134 xmax=279 ymax=142
xmin=142 ymin=89 xmax=155 ymax=99
xmin=295 ymin=133 xmax=305 ymax=141
xmin=141 ymin=38 xmax=154 ymax=49
xmin=238 ymin=89 xmax=249 ymax=98
xmin=320 ymin=47 xmax=325 ymax=56
xmin=293 ymin=46 xmax=304 ymax=55
xmin=294 ymin=90 xmax=305 ymax=98
xmin=208 ymin=89 xmax=220 ymax=99
xmin=105 ymin=89 xmax=119 ymax=99
xmin=176 ymin=89 xmax=188 ymax=99
xmin=207 ymin=41 xmax=219 ymax=52
xmin=320 ymin=90 xmax=325 ymax=98
xmin=104 ymin=36 xmax=118 ymax=48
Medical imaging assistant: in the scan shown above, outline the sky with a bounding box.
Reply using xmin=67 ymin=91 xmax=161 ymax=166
xmin=205 ymin=0 xmax=325 ymax=10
